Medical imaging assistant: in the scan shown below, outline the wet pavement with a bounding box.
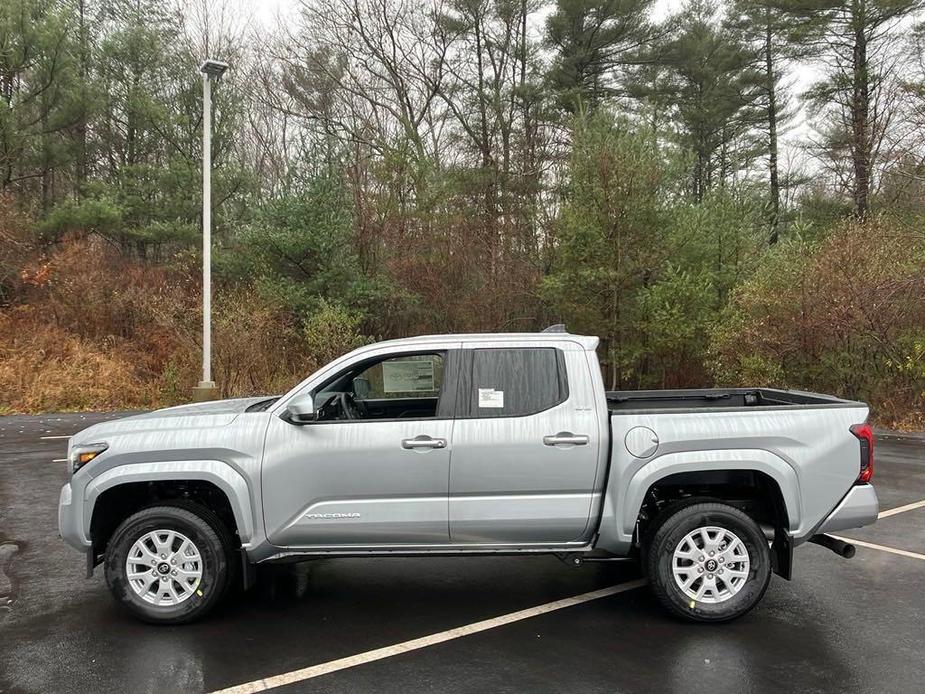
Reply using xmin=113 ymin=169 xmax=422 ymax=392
xmin=1 ymin=412 xmax=924 ymax=693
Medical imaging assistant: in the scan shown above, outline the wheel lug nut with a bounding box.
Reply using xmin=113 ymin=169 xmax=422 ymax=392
xmin=719 ymin=569 xmax=724 ymax=574
xmin=709 ymin=551 xmax=715 ymax=557
xmin=707 ymin=573 xmax=713 ymax=579
xmin=698 ymin=567 xmax=704 ymax=573
xmin=160 ymin=554 xmax=166 ymax=559
xmin=171 ymin=570 xmax=177 ymax=576
xmin=698 ymin=556 xmax=704 ymax=562
xmin=719 ymin=557 xmax=724 ymax=563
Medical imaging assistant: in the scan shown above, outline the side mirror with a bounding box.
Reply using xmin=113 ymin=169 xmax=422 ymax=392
xmin=285 ymin=393 xmax=316 ymax=424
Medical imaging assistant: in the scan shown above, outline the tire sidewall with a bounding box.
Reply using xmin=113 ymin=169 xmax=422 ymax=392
xmin=105 ymin=509 xmax=227 ymax=624
xmin=650 ymin=505 xmax=771 ymax=622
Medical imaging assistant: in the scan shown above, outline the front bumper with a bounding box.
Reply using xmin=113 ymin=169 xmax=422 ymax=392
xmin=815 ymin=484 xmax=879 ymax=535
xmin=58 ymin=482 xmax=91 ymax=551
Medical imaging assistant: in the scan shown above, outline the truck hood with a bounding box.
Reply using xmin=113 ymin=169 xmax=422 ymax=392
xmin=69 ymin=396 xmax=277 ymax=447
xmin=132 ymin=396 xmax=276 ymax=419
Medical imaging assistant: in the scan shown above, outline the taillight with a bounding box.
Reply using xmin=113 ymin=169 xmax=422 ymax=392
xmin=850 ymin=424 xmax=874 ymax=484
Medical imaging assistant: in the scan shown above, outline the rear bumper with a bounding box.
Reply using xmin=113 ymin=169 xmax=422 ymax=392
xmin=815 ymin=484 xmax=879 ymax=535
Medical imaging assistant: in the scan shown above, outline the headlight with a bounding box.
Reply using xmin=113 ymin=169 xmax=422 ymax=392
xmin=69 ymin=442 xmax=108 ymax=473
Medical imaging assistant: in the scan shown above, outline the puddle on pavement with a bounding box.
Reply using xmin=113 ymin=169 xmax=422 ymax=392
xmin=0 ymin=541 xmax=23 ymax=614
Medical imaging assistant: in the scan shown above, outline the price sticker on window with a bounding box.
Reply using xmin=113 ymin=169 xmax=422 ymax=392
xmin=478 ymin=388 xmax=504 ymax=408
xmin=382 ymin=359 xmax=435 ymax=393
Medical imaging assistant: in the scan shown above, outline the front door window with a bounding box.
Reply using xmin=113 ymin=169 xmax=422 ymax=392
xmin=314 ymin=352 xmax=446 ymax=421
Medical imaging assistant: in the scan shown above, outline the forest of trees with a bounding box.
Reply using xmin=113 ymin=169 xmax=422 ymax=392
xmin=1 ymin=0 xmax=924 ymax=426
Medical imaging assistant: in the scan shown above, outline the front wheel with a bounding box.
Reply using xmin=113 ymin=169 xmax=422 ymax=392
xmin=104 ymin=504 xmax=231 ymax=624
xmin=645 ymin=502 xmax=772 ymax=623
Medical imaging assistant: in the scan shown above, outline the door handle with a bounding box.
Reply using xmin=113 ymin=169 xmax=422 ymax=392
xmin=401 ymin=436 xmax=447 ymax=450
xmin=543 ymin=432 xmax=590 ymax=446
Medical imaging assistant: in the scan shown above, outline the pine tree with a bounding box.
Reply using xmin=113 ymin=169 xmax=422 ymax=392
xmin=778 ymin=0 xmax=925 ymax=218
xmin=544 ymin=0 xmax=655 ymax=113
xmin=725 ymin=0 xmax=825 ymax=241
xmin=0 ymin=0 xmax=84 ymax=201
xmin=638 ymin=0 xmax=764 ymax=201
xmin=40 ymin=0 xmax=246 ymax=259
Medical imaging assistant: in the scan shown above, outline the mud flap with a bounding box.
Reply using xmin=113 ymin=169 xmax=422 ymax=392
xmin=241 ymin=550 xmax=256 ymax=590
xmin=772 ymin=528 xmax=793 ymax=580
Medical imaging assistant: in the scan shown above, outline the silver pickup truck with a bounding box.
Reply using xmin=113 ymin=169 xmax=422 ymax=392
xmin=58 ymin=330 xmax=878 ymax=624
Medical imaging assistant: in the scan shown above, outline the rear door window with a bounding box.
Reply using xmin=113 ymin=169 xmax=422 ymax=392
xmin=466 ymin=348 xmax=568 ymax=418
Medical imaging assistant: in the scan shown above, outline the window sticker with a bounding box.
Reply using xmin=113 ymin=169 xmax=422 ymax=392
xmin=382 ymin=359 xmax=435 ymax=393
xmin=478 ymin=388 xmax=504 ymax=408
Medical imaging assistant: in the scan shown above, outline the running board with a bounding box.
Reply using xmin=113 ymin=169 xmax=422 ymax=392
xmin=556 ymin=552 xmax=636 ymax=567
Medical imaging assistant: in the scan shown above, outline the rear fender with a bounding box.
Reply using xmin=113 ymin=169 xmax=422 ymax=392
xmin=596 ymin=449 xmax=800 ymax=553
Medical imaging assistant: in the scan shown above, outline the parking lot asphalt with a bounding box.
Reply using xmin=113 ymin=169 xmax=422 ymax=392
xmin=1 ymin=412 xmax=924 ymax=694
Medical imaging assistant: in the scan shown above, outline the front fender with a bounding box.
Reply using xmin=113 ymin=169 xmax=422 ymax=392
xmin=84 ymin=460 xmax=257 ymax=549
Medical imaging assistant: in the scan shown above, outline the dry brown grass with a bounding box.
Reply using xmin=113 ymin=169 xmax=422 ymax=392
xmin=0 ymin=307 xmax=157 ymax=412
xmin=0 ymin=236 xmax=313 ymax=413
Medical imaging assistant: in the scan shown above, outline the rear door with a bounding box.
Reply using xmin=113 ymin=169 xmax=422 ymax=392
xmin=448 ymin=342 xmax=603 ymax=544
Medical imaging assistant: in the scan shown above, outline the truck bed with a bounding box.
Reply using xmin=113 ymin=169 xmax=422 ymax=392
xmin=597 ymin=386 xmax=872 ymax=556
xmin=606 ymin=388 xmax=863 ymax=413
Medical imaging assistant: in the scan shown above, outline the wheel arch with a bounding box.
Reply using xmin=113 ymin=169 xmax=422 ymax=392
xmin=622 ymin=449 xmax=800 ymax=541
xmin=85 ymin=460 xmax=255 ymax=556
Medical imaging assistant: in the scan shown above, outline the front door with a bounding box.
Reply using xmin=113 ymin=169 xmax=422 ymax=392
xmin=448 ymin=344 xmax=603 ymax=545
xmin=262 ymin=350 xmax=457 ymax=547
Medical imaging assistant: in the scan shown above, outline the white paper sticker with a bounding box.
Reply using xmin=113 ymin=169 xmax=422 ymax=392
xmin=478 ymin=388 xmax=504 ymax=408
xmin=382 ymin=359 xmax=435 ymax=393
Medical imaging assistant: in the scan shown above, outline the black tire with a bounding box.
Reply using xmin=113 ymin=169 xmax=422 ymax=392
xmin=645 ymin=502 xmax=772 ymax=623
xmin=164 ymin=499 xmax=242 ymax=603
xmin=104 ymin=504 xmax=231 ymax=624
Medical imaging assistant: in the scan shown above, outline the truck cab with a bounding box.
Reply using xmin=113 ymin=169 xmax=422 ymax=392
xmin=264 ymin=333 xmax=607 ymax=549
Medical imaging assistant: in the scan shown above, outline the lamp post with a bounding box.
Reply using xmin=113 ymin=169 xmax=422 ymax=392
xmin=193 ymin=59 xmax=228 ymax=402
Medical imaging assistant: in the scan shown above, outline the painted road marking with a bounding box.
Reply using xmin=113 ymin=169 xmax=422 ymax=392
xmin=209 ymin=579 xmax=648 ymax=694
xmin=831 ymin=535 xmax=925 ymax=562
xmin=52 ymin=458 xmax=67 ymax=463
xmin=39 ymin=435 xmax=71 ymax=440
xmin=878 ymin=499 xmax=925 ymax=518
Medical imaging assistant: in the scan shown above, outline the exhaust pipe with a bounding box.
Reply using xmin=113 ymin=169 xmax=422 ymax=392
xmin=809 ymin=534 xmax=856 ymax=559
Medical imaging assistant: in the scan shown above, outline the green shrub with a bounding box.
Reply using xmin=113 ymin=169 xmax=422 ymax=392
xmin=709 ymin=217 xmax=925 ymax=428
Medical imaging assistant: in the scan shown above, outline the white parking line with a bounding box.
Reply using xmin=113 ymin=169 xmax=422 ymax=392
xmin=39 ymin=435 xmax=71 ymax=440
xmin=209 ymin=578 xmax=647 ymax=694
xmin=830 ymin=536 xmax=925 ymax=562
xmin=879 ymin=499 xmax=925 ymax=518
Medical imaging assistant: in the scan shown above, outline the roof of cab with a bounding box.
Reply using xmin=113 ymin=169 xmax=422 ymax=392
xmin=367 ymin=332 xmax=600 ymax=351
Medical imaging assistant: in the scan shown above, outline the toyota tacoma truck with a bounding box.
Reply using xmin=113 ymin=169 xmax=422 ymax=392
xmin=58 ymin=329 xmax=879 ymax=624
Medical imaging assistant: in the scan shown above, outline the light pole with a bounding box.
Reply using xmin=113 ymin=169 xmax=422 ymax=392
xmin=194 ymin=59 xmax=228 ymax=402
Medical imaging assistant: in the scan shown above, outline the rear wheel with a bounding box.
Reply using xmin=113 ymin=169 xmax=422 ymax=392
xmin=645 ymin=502 xmax=771 ymax=622
xmin=104 ymin=505 xmax=231 ymax=624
